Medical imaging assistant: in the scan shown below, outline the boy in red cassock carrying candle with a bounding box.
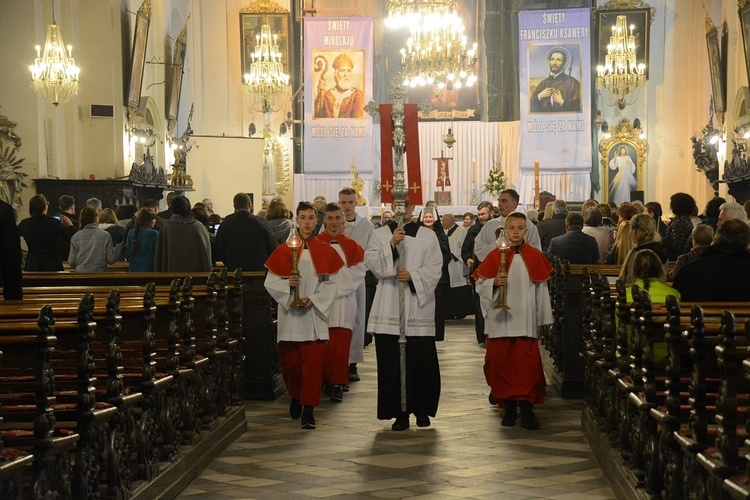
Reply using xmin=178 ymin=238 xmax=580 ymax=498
xmin=265 ymin=202 xmax=345 ymax=429
xmin=472 ymin=212 xmax=553 ymax=430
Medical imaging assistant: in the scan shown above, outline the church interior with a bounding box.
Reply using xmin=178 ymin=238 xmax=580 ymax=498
xmin=1 ymin=0 xmax=750 ymax=498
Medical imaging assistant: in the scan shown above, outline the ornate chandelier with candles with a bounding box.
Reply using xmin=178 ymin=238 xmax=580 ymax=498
xmin=386 ymin=0 xmax=478 ymax=91
xmin=29 ymin=2 xmax=80 ymax=107
xmin=596 ymin=15 xmax=645 ymax=110
xmin=243 ymin=24 xmax=290 ymax=113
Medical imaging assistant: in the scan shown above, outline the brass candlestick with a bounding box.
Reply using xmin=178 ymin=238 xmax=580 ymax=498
xmin=286 ymin=229 xmax=306 ymax=308
xmin=494 ymin=230 xmax=511 ymax=310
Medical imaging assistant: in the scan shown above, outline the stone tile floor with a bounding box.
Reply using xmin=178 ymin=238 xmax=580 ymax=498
xmin=178 ymin=319 xmax=615 ymax=499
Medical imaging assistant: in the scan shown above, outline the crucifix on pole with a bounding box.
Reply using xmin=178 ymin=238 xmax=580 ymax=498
xmin=365 ymin=73 xmax=431 ymax=413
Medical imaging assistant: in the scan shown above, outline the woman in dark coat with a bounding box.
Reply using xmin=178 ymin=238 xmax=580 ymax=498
xmin=664 ymin=192 xmax=697 ymax=261
xmin=18 ymin=194 xmax=75 ymax=271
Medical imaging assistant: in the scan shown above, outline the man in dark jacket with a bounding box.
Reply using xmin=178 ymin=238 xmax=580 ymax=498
xmin=0 ymin=199 xmax=22 ymax=299
xmin=537 ymin=199 xmax=568 ymax=251
xmin=673 ymin=219 xmax=750 ymax=301
xmin=547 ymin=213 xmax=600 ymax=264
xmin=461 ymin=201 xmax=493 ymax=346
xmin=215 ymin=192 xmax=277 ymax=272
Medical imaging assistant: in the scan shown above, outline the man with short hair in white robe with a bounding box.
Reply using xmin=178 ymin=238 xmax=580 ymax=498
xmin=366 ymin=204 xmax=443 ymax=431
xmin=336 ymin=187 xmax=374 ymax=382
xmin=474 ymin=189 xmax=541 ymax=261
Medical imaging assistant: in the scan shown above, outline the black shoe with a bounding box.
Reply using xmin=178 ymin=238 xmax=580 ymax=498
xmin=301 ymin=406 xmax=316 ymax=429
xmin=501 ymin=401 xmax=517 ymax=427
xmin=342 ymin=384 xmax=350 ymax=392
xmin=329 ymin=385 xmax=344 ymax=403
xmin=289 ymin=398 xmax=302 ymax=420
xmin=416 ymin=413 xmax=431 ymax=427
xmin=391 ymin=414 xmax=409 ymax=431
xmin=488 ymin=394 xmax=496 ymax=405
xmin=323 ymin=383 xmax=332 ymax=396
xmin=348 ymin=364 xmax=361 ymax=382
xmin=479 ymin=342 xmax=486 ymax=348
xmin=520 ymin=402 xmax=540 ymax=430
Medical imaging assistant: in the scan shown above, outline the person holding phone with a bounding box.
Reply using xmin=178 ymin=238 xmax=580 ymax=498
xmin=18 ymin=194 xmax=75 ymax=271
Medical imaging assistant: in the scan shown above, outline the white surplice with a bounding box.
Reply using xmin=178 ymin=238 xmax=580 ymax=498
xmin=343 ymin=213 xmax=374 ymax=363
xmin=264 ymin=251 xmax=338 ymax=342
xmin=328 ymin=244 xmax=367 ymax=330
xmin=475 ymin=255 xmax=553 ymax=339
xmin=365 ymin=225 xmax=443 ymax=337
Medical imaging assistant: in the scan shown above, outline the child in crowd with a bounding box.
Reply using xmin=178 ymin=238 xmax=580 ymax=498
xmin=473 ymin=212 xmax=553 ymax=430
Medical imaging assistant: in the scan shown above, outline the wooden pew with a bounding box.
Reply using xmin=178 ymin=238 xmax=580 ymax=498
xmin=0 ymin=271 xmax=246 ymax=498
xmin=17 ymin=268 xmax=271 ymax=400
xmin=582 ymin=270 xmax=750 ymax=499
xmin=0 ymin=305 xmax=80 ymax=499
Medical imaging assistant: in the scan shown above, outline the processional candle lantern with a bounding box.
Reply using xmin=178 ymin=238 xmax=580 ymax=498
xmin=494 ymin=229 xmax=512 ymax=310
xmin=286 ymin=227 xmax=307 ymax=308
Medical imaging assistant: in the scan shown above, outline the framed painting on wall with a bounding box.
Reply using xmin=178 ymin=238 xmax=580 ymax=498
xmin=126 ymin=0 xmax=151 ymax=110
xmin=595 ymin=7 xmax=651 ymax=79
xmin=706 ymin=23 xmax=726 ymax=115
xmin=740 ymin=3 xmax=750 ymax=90
xmin=240 ymin=13 xmax=290 ymax=84
xmin=167 ymin=23 xmax=188 ymax=124
xmin=599 ymin=119 xmax=647 ymax=205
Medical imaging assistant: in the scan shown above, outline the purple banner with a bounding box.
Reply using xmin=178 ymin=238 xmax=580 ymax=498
xmin=304 ymin=18 xmax=374 ymax=174
xmin=519 ymin=8 xmax=592 ymax=174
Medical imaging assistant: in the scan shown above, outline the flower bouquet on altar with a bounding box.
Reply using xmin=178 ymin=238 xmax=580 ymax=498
xmin=483 ymin=166 xmax=507 ymax=196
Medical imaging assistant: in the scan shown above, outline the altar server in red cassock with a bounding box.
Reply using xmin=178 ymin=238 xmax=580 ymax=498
xmin=473 ymin=212 xmax=553 ymax=430
xmin=313 ymin=203 xmax=366 ymax=403
xmin=265 ymin=202 xmax=345 ymax=429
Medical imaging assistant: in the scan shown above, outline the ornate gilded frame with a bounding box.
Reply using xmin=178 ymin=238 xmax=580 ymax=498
xmin=127 ymin=0 xmax=151 ymax=110
xmin=240 ymin=0 xmax=290 ymax=84
xmin=706 ymin=17 xmax=726 ymax=117
xmin=167 ymin=20 xmax=188 ymax=129
xmin=740 ymin=0 xmax=750 ymax=89
xmin=599 ymin=119 xmax=647 ymax=204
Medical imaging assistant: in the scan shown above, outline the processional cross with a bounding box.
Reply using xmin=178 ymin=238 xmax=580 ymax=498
xmin=364 ymin=74 xmax=432 ymax=412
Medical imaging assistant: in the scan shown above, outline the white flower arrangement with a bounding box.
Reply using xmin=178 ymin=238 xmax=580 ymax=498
xmin=483 ymin=168 xmax=507 ymax=195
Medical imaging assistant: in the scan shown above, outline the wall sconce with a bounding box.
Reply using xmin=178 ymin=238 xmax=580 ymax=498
xmin=443 ymin=126 xmax=456 ymax=149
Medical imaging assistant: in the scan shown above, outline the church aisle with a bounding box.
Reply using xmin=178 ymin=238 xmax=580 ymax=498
xmin=178 ymin=319 xmax=615 ymax=499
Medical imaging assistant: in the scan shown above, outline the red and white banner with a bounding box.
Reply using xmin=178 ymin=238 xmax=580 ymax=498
xmin=304 ymin=18 xmax=373 ymax=175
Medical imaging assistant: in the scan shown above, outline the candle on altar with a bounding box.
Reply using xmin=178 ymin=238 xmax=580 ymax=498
xmin=472 ymin=159 xmax=477 ymax=182
xmin=534 ymin=161 xmax=540 ymax=180
xmin=381 ymin=203 xmax=386 ymax=218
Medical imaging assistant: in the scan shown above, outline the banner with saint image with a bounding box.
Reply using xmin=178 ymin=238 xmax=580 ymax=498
xmin=517 ymin=8 xmax=592 ymax=203
xmin=304 ymin=18 xmax=374 ymax=174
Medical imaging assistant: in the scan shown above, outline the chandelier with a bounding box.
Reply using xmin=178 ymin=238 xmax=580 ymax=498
xmin=243 ymin=24 xmax=290 ymax=113
xmin=596 ymin=15 xmax=645 ymax=110
xmin=400 ymin=22 xmax=478 ymax=90
xmin=29 ymin=3 xmax=80 ymax=107
xmin=387 ymin=0 xmax=477 ymax=90
xmin=385 ymin=0 xmax=460 ymax=30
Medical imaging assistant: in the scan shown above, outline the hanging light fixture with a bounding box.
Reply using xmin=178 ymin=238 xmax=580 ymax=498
xmin=29 ymin=0 xmax=80 ymax=106
xmin=442 ymin=126 xmax=456 ymax=148
xmin=596 ymin=15 xmax=645 ymax=110
xmin=243 ymin=24 xmax=290 ymax=114
xmin=387 ymin=0 xmax=478 ymax=90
